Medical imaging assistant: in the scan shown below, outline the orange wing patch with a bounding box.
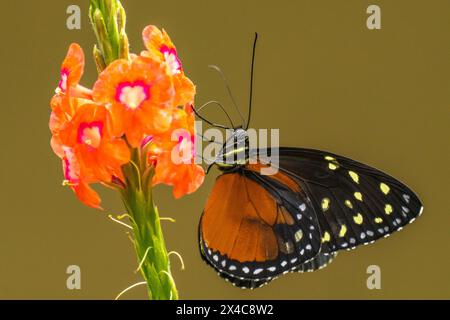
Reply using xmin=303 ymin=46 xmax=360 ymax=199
xmin=277 ymin=206 xmax=295 ymax=225
xmin=201 ymin=173 xmax=281 ymax=262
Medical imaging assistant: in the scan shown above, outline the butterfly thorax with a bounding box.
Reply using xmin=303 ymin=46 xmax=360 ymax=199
xmin=215 ymin=128 xmax=250 ymax=170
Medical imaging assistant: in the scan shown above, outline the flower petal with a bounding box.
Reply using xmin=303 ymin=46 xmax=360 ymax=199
xmin=142 ymin=25 xmax=167 ymax=58
xmin=174 ymin=75 xmax=196 ymax=108
xmin=73 ymin=181 xmax=102 ymax=210
xmin=59 ymin=43 xmax=85 ymax=92
xmin=153 ymin=150 xmax=205 ymax=199
xmin=172 ymin=164 xmax=205 ymax=199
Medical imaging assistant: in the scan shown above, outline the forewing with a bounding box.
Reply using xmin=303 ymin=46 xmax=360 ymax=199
xmin=257 ymin=147 xmax=423 ymax=253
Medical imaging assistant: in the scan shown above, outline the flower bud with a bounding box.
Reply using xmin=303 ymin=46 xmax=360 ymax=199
xmin=92 ymin=8 xmax=114 ymax=64
xmin=119 ymin=30 xmax=130 ymax=61
xmin=117 ymin=4 xmax=127 ymax=33
xmin=93 ymin=45 xmax=106 ymax=73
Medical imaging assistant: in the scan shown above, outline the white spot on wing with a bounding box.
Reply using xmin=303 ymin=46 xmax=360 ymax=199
xmin=253 ymin=268 xmax=263 ymax=275
xmin=403 ymin=194 xmax=411 ymax=203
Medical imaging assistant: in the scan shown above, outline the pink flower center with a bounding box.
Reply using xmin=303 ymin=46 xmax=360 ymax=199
xmin=78 ymin=121 xmax=103 ymax=148
xmin=115 ymin=81 xmax=151 ymax=110
xmin=160 ymin=46 xmax=182 ymax=76
xmin=59 ymin=69 xmax=69 ymax=92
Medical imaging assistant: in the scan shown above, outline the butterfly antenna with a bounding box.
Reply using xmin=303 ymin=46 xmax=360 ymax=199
xmin=245 ymin=32 xmax=258 ymax=130
xmin=195 ymin=133 xmax=222 ymax=145
xmin=206 ymin=163 xmax=215 ymax=175
xmin=208 ymin=65 xmax=246 ymax=128
xmin=191 ymin=103 xmax=231 ymax=130
xmin=197 ymin=100 xmax=235 ymax=128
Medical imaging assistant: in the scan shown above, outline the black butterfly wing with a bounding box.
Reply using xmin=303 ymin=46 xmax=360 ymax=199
xmin=296 ymin=252 xmax=338 ymax=273
xmin=256 ymin=147 xmax=423 ymax=253
xmin=199 ymin=169 xmax=323 ymax=289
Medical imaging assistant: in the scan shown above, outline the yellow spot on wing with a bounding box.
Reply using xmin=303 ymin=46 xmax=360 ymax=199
xmin=375 ymin=217 xmax=383 ymax=224
xmin=325 ymin=156 xmax=336 ymax=161
xmin=380 ymin=183 xmax=390 ymax=195
xmin=345 ymin=200 xmax=353 ymax=209
xmin=321 ymin=198 xmax=330 ymax=211
xmin=322 ymin=231 xmax=331 ymax=243
xmin=295 ymin=230 xmax=303 ymax=242
xmin=353 ymin=213 xmax=363 ymax=225
xmin=328 ymin=163 xmax=339 ymax=170
xmin=384 ymin=204 xmax=393 ymax=215
xmin=354 ymin=192 xmax=363 ymax=201
xmin=339 ymin=225 xmax=347 ymax=237
xmin=349 ymin=171 xmax=359 ymax=183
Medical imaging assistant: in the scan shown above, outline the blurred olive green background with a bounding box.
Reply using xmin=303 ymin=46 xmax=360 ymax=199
xmin=0 ymin=0 xmax=449 ymax=299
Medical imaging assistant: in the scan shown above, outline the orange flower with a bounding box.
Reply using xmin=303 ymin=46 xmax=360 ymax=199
xmin=142 ymin=25 xmax=196 ymax=107
xmin=56 ymin=43 xmax=93 ymax=100
xmin=56 ymin=103 xmax=130 ymax=209
xmin=92 ymin=56 xmax=175 ymax=147
xmin=151 ymin=104 xmax=205 ymax=198
xmin=59 ymin=103 xmax=130 ymax=183
xmin=57 ymin=43 xmax=84 ymax=94
xmin=50 ymin=43 xmax=91 ymax=158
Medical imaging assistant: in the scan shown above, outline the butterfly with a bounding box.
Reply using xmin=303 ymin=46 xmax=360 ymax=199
xmin=193 ymin=34 xmax=423 ymax=289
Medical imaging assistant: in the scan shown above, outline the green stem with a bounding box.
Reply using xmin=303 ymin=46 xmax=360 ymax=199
xmin=119 ymin=149 xmax=179 ymax=300
xmin=121 ymin=186 xmax=178 ymax=300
